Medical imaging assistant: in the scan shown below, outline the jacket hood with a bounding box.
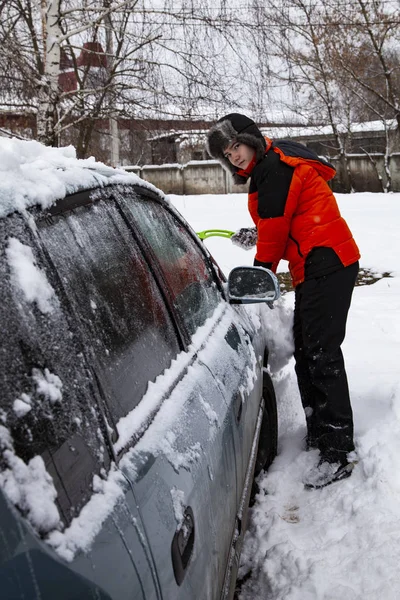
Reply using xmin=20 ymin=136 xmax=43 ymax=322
xmin=206 ymin=113 xmax=266 ymax=184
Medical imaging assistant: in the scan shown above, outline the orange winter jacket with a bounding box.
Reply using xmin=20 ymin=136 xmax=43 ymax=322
xmin=238 ymin=138 xmax=360 ymax=287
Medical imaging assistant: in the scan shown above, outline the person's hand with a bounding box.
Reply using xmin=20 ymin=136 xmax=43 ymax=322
xmin=231 ymin=227 xmax=257 ymax=250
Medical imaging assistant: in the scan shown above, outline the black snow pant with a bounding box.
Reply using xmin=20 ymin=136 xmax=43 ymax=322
xmin=293 ymin=261 xmax=359 ymax=463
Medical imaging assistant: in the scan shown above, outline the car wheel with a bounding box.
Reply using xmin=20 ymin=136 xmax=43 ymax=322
xmin=254 ymin=371 xmax=278 ymax=477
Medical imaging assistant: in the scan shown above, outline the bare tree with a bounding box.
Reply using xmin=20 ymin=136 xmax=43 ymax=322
xmin=248 ymin=0 xmax=356 ymax=190
xmin=330 ymin=0 xmax=400 ymax=125
xmin=248 ymin=0 xmax=400 ymax=191
xmin=325 ymin=0 xmax=400 ymax=190
xmin=0 ymin=0 xmax=258 ymax=158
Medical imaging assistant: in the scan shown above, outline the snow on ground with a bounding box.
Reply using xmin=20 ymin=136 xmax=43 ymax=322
xmin=170 ymin=192 xmax=400 ymax=600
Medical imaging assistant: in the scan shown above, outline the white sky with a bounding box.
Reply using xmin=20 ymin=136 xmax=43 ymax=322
xmin=170 ymin=191 xmax=400 ymax=600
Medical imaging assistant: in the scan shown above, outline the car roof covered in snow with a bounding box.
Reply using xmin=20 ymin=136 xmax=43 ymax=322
xmin=0 ymin=137 xmax=161 ymax=219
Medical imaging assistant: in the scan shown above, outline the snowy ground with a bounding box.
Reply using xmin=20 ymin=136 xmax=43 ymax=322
xmin=170 ymin=192 xmax=400 ymax=600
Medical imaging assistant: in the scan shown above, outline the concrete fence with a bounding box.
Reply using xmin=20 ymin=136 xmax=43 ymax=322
xmin=124 ymin=154 xmax=400 ymax=195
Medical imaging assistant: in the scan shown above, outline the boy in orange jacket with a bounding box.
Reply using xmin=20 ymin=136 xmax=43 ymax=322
xmin=207 ymin=113 xmax=360 ymax=488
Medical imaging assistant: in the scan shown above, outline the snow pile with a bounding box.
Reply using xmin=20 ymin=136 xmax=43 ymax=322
xmin=0 ymin=137 xmax=157 ymax=218
xmin=261 ymin=299 xmax=294 ymax=373
xmin=32 ymin=368 xmax=63 ymax=404
xmin=199 ymin=395 xmax=219 ymax=426
xmin=160 ymin=432 xmax=202 ymax=472
xmin=47 ymin=466 xmax=126 ymax=562
xmin=238 ymin=340 xmax=400 ymax=600
xmin=0 ymin=425 xmax=60 ymax=535
xmin=171 ymin=487 xmax=186 ymax=528
xmin=6 ymin=237 xmax=56 ymax=314
xmin=0 ymin=419 xmax=128 ymax=563
xmin=13 ymin=394 xmax=32 ymax=418
xmin=12 ymin=368 xmax=63 ymax=419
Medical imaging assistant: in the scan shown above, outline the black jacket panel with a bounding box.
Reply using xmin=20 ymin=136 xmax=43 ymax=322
xmin=273 ymin=140 xmax=335 ymax=170
xmin=250 ymin=150 xmax=294 ymax=219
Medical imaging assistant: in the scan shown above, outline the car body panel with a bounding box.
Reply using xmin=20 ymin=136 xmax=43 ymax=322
xmin=122 ymin=358 xmax=236 ymax=599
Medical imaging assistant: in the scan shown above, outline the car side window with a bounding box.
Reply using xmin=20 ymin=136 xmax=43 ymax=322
xmin=122 ymin=194 xmax=223 ymax=338
xmin=37 ymin=193 xmax=180 ymax=424
xmin=0 ymin=213 xmax=111 ymax=529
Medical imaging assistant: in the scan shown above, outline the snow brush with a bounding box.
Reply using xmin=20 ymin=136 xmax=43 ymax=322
xmin=196 ymin=229 xmax=235 ymax=240
xmin=197 ymin=227 xmax=258 ymax=251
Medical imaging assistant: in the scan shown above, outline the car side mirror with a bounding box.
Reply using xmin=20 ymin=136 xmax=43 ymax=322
xmin=227 ymin=266 xmax=280 ymax=305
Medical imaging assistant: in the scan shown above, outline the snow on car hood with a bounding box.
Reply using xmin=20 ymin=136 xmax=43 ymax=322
xmin=0 ymin=137 xmax=160 ymax=218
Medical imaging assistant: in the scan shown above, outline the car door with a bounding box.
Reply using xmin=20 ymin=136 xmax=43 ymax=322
xmin=213 ymin=304 xmax=266 ymax=504
xmin=117 ymin=186 xmax=264 ymax=598
xmin=34 ymin=185 xmax=237 ymax=599
xmin=31 ymin=194 xmax=166 ymax=599
xmin=123 ymin=189 xmax=265 ymax=498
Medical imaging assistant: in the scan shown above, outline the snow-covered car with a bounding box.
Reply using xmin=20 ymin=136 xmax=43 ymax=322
xmin=0 ymin=139 xmax=279 ymax=600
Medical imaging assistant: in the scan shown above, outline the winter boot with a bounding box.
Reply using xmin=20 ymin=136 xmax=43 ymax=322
xmin=303 ymin=458 xmax=358 ymax=489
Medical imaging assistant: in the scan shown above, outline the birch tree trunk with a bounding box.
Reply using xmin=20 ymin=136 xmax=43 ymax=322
xmin=37 ymin=0 xmax=62 ymax=146
xmin=104 ymin=0 xmax=119 ymax=167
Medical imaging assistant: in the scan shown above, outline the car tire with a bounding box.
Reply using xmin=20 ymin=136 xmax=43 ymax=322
xmin=254 ymin=371 xmax=278 ymax=478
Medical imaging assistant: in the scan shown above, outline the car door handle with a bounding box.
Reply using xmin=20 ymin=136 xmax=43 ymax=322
xmin=171 ymin=506 xmax=195 ymax=586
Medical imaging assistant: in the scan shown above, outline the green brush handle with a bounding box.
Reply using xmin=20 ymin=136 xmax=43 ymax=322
xmin=197 ymin=229 xmax=235 ymax=240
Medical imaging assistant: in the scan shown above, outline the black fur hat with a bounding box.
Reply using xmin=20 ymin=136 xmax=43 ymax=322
xmin=206 ymin=113 xmax=266 ymax=184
